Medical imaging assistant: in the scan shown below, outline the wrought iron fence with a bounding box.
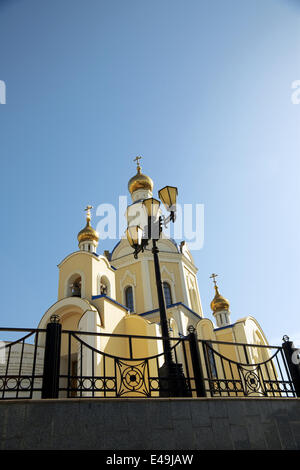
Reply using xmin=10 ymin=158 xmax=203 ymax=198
xmin=0 ymin=323 xmax=299 ymax=400
xmin=197 ymin=339 xmax=296 ymax=398
xmin=0 ymin=328 xmax=46 ymax=399
xmin=59 ymin=329 xmax=192 ymax=398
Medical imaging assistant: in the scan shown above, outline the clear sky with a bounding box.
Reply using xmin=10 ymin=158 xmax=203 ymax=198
xmin=0 ymin=0 xmax=300 ymax=346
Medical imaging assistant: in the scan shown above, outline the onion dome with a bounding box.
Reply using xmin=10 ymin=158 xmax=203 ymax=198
xmin=77 ymin=205 xmax=99 ymax=244
xmin=210 ymin=273 xmax=230 ymax=313
xmin=128 ymin=156 xmax=153 ymax=195
xmin=210 ymin=285 xmax=230 ymax=313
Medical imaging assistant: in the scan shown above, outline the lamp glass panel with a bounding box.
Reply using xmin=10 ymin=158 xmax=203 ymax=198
xmin=158 ymin=186 xmax=178 ymax=211
xmin=143 ymin=198 xmax=160 ymax=218
xmin=126 ymin=226 xmax=143 ymax=247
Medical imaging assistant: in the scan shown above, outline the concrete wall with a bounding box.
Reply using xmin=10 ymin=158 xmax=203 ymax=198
xmin=0 ymin=397 xmax=299 ymax=450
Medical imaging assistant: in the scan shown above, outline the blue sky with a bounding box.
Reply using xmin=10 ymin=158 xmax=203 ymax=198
xmin=0 ymin=0 xmax=300 ymax=346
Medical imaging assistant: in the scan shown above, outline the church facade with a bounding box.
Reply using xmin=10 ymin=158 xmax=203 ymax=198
xmin=36 ymin=161 xmax=270 ymax=380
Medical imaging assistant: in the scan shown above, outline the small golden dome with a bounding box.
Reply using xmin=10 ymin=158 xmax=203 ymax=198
xmin=77 ymin=206 xmax=99 ymax=244
xmin=128 ymin=158 xmax=153 ymax=195
xmin=77 ymin=221 xmax=99 ymax=243
xmin=210 ymin=285 xmax=230 ymax=313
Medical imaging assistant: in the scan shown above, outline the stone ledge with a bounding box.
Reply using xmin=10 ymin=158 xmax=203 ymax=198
xmin=0 ymin=398 xmax=299 ymax=450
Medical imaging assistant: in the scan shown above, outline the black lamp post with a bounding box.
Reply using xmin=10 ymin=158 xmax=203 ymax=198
xmin=126 ymin=186 xmax=189 ymax=397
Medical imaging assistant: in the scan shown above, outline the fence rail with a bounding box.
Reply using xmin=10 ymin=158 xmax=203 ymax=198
xmin=0 ymin=324 xmax=299 ymax=400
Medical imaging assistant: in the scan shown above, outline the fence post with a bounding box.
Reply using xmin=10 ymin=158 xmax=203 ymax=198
xmin=282 ymin=336 xmax=300 ymax=397
xmin=42 ymin=315 xmax=61 ymax=399
xmin=187 ymin=326 xmax=206 ymax=397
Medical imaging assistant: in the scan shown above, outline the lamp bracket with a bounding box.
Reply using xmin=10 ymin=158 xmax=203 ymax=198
xmin=160 ymin=211 xmax=176 ymax=228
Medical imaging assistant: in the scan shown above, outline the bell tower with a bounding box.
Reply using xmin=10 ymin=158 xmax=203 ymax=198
xmin=111 ymin=158 xmax=203 ymax=335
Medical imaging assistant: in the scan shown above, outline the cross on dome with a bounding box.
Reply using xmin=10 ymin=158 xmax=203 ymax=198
xmin=133 ymin=156 xmax=142 ymax=172
xmin=84 ymin=205 xmax=93 ymax=222
xmin=210 ymin=273 xmax=218 ymax=287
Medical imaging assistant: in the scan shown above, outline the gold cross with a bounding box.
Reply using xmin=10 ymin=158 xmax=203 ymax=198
xmin=84 ymin=205 xmax=93 ymax=221
xmin=133 ymin=156 xmax=142 ymax=170
xmin=210 ymin=273 xmax=218 ymax=286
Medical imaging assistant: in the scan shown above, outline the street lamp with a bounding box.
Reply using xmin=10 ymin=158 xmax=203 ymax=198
xmin=158 ymin=186 xmax=178 ymax=220
xmin=126 ymin=186 xmax=189 ymax=397
xmin=126 ymin=225 xmax=144 ymax=258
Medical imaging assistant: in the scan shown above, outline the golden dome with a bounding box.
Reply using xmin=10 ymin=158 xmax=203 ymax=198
xmin=210 ymin=285 xmax=230 ymax=313
xmin=77 ymin=206 xmax=99 ymax=244
xmin=128 ymin=158 xmax=153 ymax=195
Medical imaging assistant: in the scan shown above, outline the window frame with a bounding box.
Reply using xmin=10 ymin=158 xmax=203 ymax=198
xmin=163 ymin=281 xmax=173 ymax=306
xmin=124 ymin=285 xmax=134 ymax=313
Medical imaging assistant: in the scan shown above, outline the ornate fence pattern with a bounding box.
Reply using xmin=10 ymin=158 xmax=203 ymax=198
xmin=59 ymin=330 xmax=191 ymax=398
xmin=197 ymin=339 xmax=296 ymax=398
xmin=0 ymin=324 xmax=299 ymax=400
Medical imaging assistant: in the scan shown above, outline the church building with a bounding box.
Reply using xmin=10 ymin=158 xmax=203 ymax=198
xmin=36 ymin=160 xmax=270 ymax=379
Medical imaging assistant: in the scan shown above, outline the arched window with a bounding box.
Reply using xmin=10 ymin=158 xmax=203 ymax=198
xmin=99 ymin=275 xmax=110 ymax=296
xmin=163 ymin=282 xmax=172 ymax=306
xmin=71 ymin=276 xmax=81 ymax=297
xmin=65 ymin=272 xmax=85 ymax=298
xmin=125 ymin=286 xmax=134 ymax=312
xmin=100 ymin=281 xmax=108 ymax=295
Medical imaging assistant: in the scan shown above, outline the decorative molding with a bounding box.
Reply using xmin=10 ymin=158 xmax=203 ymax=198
xmin=178 ymin=262 xmax=190 ymax=306
xmin=141 ymin=258 xmax=153 ymax=311
xmin=120 ymin=269 xmax=136 ymax=290
xmin=161 ymin=265 xmax=175 ymax=284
